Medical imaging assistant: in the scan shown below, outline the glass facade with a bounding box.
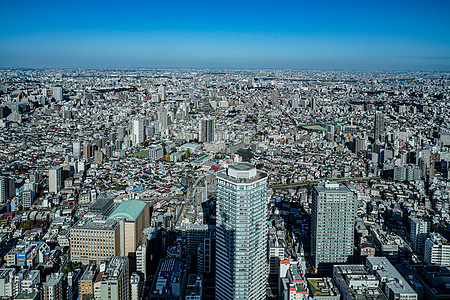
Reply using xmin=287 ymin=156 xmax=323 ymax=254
xmin=216 ymin=164 xmax=268 ymax=300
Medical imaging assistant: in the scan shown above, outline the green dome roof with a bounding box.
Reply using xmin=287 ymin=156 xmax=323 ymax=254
xmin=108 ymin=200 xmax=147 ymax=221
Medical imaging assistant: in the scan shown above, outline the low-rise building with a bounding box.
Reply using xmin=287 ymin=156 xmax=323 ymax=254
xmin=366 ymin=257 xmax=417 ymax=300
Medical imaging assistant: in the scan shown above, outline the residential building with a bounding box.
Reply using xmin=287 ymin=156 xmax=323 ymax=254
xmin=409 ymin=217 xmax=430 ymax=256
xmin=43 ymin=273 xmax=63 ymax=300
xmin=311 ymin=183 xmax=356 ymax=271
xmin=279 ymin=259 xmax=308 ymax=300
xmin=99 ymin=256 xmax=130 ymax=300
xmin=216 ymin=163 xmax=268 ymax=300
xmin=48 ymin=166 xmax=62 ymax=194
xmin=424 ymin=233 xmax=450 ymax=267
xmin=200 ymin=118 xmax=214 ymax=143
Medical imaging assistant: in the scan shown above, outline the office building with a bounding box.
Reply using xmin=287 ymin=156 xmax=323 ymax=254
xmin=200 ymin=118 xmax=215 ymax=143
xmin=133 ymin=119 xmax=144 ymax=145
xmin=311 ymin=183 xmax=356 ymax=271
xmin=374 ymin=111 xmax=385 ymax=143
xmin=366 ymin=257 xmax=417 ymax=300
xmin=70 ymin=218 xmax=120 ymax=264
xmin=424 ymin=233 xmax=450 ymax=267
xmin=48 ymin=166 xmax=62 ymax=194
xmin=409 ymin=217 xmax=430 ymax=256
xmin=108 ymin=200 xmax=150 ymax=256
xmin=43 ymin=273 xmax=63 ymax=300
xmin=99 ymin=257 xmax=130 ymax=300
xmin=216 ymin=163 xmax=268 ymax=300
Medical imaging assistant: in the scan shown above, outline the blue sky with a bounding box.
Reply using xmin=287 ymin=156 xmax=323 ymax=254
xmin=0 ymin=0 xmax=449 ymax=70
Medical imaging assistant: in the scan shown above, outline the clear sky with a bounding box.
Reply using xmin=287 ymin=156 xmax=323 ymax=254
xmin=1 ymin=0 xmax=449 ymax=70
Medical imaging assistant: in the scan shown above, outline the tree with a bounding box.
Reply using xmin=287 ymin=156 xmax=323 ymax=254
xmin=165 ymin=154 xmax=170 ymax=161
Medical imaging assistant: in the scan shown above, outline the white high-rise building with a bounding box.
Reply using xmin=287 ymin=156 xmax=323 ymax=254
xmin=216 ymin=163 xmax=268 ymax=300
xmin=409 ymin=217 xmax=430 ymax=256
xmin=133 ymin=119 xmax=144 ymax=145
xmin=158 ymin=85 xmax=166 ymax=101
xmin=49 ymin=166 xmax=62 ymax=194
xmin=424 ymin=233 xmax=450 ymax=266
xmin=73 ymin=141 xmax=81 ymax=159
xmin=53 ymin=86 xmax=63 ymax=102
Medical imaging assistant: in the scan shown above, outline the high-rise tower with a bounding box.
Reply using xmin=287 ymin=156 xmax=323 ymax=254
xmin=374 ymin=111 xmax=385 ymax=143
xmin=133 ymin=119 xmax=144 ymax=145
xmin=200 ymin=118 xmax=215 ymax=143
xmin=216 ymin=163 xmax=268 ymax=300
xmin=311 ymin=183 xmax=356 ymax=272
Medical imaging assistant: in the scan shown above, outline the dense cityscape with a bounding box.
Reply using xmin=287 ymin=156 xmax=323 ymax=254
xmin=0 ymin=68 xmax=448 ymax=299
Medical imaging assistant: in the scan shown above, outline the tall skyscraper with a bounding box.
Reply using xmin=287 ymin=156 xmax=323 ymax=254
xmin=158 ymin=107 xmax=168 ymax=130
xmin=133 ymin=119 xmax=144 ymax=145
xmin=271 ymin=89 xmax=279 ymax=105
xmin=374 ymin=111 xmax=385 ymax=143
xmin=200 ymin=118 xmax=215 ymax=143
xmin=73 ymin=141 xmax=81 ymax=159
xmin=216 ymin=163 xmax=268 ymax=300
xmin=311 ymin=183 xmax=356 ymax=272
xmin=158 ymin=85 xmax=166 ymax=101
xmin=53 ymin=85 xmax=63 ymax=102
xmin=48 ymin=166 xmax=62 ymax=194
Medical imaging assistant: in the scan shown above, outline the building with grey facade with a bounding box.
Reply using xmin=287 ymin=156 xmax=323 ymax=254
xmin=311 ymin=183 xmax=356 ymax=271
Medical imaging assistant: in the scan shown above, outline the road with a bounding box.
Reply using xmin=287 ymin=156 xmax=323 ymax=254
xmin=269 ymin=176 xmax=378 ymax=189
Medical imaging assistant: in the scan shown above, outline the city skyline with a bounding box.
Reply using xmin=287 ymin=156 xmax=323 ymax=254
xmin=1 ymin=0 xmax=449 ymax=71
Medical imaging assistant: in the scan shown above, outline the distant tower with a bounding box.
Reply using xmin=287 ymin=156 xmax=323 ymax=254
xmin=133 ymin=119 xmax=144 ymax=145
xmin=216 ymin=163 xmax=268 ymax=300
xmin=0 ymin=177 xmax=15 ymax=203
xmin=200 ymin=118 xmax=215 ymax=143
xmin=49 ymin=166 xmax=62 ymax=194
xmin=310 ymin=98 xmax=317 ymax=111
xmin=158 ymin=107 xmax=168 ymax=130
xmin=73 ymin=141 xmax=81 ymax=159
xmin=311 ymin=183 xmax=356 ymax=271
xmin=374 ymin=111 xmax=385 ymax=143
xmin=53 ymin=86 xmax=63 ymax=101
xmin=158 ymin=85 xmax=166 ymax=101
xmin=271 ymin=89 xmax=279 ymax=105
